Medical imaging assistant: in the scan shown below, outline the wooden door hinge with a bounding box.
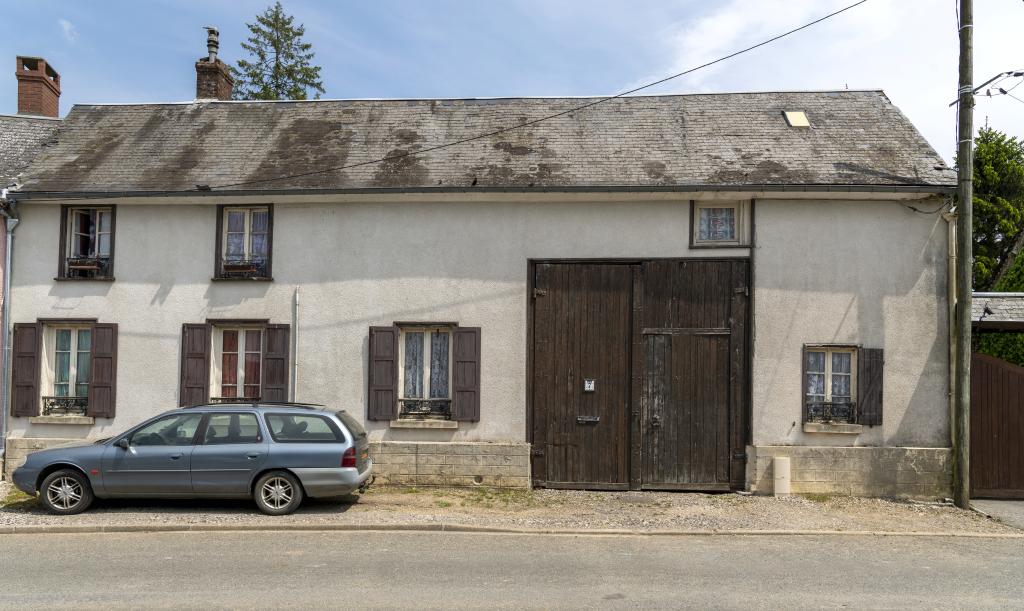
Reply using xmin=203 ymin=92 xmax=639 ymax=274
xmin=532 ymin=288 xmax=548 ymax=298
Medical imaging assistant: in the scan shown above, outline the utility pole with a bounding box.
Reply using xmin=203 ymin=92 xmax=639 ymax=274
xmin=953 ymin=0 xmax=973 ymax=509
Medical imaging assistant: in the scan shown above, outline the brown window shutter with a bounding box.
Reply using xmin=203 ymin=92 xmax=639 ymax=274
xmin=367 ymin=326 xmax=398 ymax=421
xmin=262 ymin=324 xmax=290 ymax=402
xmin=800 ymin=346 xmax=809 ymax=423
xmin=86 ymin=323 xmax=118 ymax=418
xmin=11 ymin=323 xmax=41 ymax=417
xmin=180 ymin=324 xmax=211 ymax=407
xmin=452 ymin=327 xmax=481 ymax=422
xmin=857 ymin=348 xmax=884 ymax=426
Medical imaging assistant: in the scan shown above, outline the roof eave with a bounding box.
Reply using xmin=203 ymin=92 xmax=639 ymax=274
xmin=11 ymin=182 xmax=956 ymax=200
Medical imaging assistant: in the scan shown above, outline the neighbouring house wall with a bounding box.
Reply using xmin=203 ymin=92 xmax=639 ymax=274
xmin=750 ymin=198 xmax=951 ymax=497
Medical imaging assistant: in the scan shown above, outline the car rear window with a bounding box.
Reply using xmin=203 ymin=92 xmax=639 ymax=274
xmin=335 ymin=410 xmax=367 ymax=439
xmin=264 ymin=413 xmax=342 ymax=443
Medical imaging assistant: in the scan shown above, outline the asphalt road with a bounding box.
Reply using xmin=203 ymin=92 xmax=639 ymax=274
xmin=1 ymin=531 xmax=1022 ymax=609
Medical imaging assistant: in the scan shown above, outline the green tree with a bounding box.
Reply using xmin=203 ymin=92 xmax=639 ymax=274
xmin=231 ymin=2 xmax=325 ymax=100
xmin=972 ymin=128 xmax=1024 ymax=367
xmin=972 ymin=127 xmax=1024 ymax=289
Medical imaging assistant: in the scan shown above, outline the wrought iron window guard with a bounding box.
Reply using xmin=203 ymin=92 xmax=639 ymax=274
xmin=210 ymin=396 xmax=262 ymax=404
xmin=42 ymin=396 xmax=89 ymax=416
xmin=219 ymin=258 xmax=269 ymax=279
xmin=64 ymin=256 xmax=111 ymax=279
xmin=399 ymin=398 xmax=452 ymax=419
xmin=805 ymin=401 xmax=857 ymax=424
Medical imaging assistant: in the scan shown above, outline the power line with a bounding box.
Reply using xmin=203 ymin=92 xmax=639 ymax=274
xmin=11 ymin=0 xmax=870 ymax=202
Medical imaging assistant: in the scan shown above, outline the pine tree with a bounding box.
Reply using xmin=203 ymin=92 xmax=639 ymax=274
xmin=231 ymin=2 xmax=325 ymax=100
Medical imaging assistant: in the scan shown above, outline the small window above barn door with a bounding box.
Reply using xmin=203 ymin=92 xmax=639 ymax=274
xmin=690 ymin=200 xmax=751 ymax=247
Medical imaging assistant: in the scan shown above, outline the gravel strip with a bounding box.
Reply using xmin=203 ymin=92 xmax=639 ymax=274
xmin=1 ymin=481 xmax=1015 ymax=534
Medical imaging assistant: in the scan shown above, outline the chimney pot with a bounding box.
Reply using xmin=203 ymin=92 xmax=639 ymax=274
xmin=195 ymin=26 xmax=233 ymax=101
xmin=15 ymin=56 xmax=60 ymax=117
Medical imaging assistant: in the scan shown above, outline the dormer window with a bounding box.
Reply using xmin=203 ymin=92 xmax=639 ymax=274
xmin=59 ymin=206 xmax=114 ymax=279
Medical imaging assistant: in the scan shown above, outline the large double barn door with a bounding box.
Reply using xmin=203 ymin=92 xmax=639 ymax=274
xmin=530 ymin=260 xmax=749 ymax=491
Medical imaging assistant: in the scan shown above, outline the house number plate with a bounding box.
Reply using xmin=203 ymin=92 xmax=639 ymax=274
xmin=584 ymin=379 xmax=596 ymax=392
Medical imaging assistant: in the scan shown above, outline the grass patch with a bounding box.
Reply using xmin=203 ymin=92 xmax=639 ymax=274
xmin=399 ymin=486 xmax=423 ymax=494
xmin=435 ymin=500 xmax=452 ymax=508
xmin=800 ymin=493 xmax=832 ymax=503
xmin=458 ymin=486 xmax=538 ymax=510
xmin=1 ymin=488 xmax=38 ymax=510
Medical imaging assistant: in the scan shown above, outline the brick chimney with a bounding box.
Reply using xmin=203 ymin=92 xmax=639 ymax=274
xmin=195 ymin=26 xmax=233 ymax=100
xmin=16 ymin=56 xmax=60 ymax=117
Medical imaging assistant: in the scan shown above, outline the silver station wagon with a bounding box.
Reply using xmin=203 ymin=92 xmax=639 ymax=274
xmin=11 ymin=404 xmax=372 ymax=515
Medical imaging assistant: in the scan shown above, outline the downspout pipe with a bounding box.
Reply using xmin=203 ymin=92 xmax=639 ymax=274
xmin=943 ymin=209 xmax=958 ymax=456
xmin=0 ymin=191 xmax=20 ymax=464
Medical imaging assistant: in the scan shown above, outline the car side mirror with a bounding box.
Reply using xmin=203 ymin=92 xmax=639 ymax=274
xmin=115 ymin=438 xmax=130 ymax=450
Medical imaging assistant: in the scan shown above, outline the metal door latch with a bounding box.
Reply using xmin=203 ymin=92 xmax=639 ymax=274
xmin=651 ymin=414 xmax=662 ymax=428
xmin=576 ymin=416 xmax=600 ymax=424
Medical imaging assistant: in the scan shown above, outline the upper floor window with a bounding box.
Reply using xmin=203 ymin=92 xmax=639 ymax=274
xmin=60 ymin=206 xmax=114 ymax=279
xmin=691 ymin=201 xmax=751 ymax=247
xmin=216 ymin=206 xmax=272 ymax=279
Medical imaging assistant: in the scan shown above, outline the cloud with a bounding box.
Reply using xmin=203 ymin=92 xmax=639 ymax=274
xmin=640 ymin=0 xmax=1023 ymax=162
xmin=58 ymin=18 xmax=77 ymax=43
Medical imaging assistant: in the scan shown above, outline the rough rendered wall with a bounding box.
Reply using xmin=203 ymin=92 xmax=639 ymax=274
xmin=752 ymin=199 xmax=950 ymax=449
xmin=7 ymin=196 xmax=748 ymax=446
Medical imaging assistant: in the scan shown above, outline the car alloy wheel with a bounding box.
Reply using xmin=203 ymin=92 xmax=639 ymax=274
xmin=260 ymin=476 xmax=294 ymax=510
xmin=46 ymin=476 xmax=84 ymax=511
xmin=39 ymin=468 xmax=94 ymax=515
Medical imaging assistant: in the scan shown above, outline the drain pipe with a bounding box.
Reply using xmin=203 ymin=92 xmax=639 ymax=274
xmin=290 ymin=286 xmax=299 ymax=402
xmin=944 ymin=208 xmax=958 ymax=451
xmin=0 ymin=192 xmax=20 ymax=464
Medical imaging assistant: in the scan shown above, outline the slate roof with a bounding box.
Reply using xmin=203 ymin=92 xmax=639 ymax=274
xmin=15 ymin=90 xmax=955 ymax=194
xmin=0 ymin=114 xmax=59 ymax=188
xmin=973 ymin=293 xmax=1024 ymax=330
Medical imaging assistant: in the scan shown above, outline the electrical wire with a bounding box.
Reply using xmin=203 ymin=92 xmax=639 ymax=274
xmin=11 ymin=0 xmax=871 ymax=201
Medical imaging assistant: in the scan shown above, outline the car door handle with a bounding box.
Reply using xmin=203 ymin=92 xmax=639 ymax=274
xmin=169 ymin=453 xmax=183 ymax=460
xmin=246 ymin=452 xmax=261 ymax=459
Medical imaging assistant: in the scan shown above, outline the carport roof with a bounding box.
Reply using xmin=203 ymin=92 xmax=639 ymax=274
xmin=973 ymin=293 xmax=1024 ymax=332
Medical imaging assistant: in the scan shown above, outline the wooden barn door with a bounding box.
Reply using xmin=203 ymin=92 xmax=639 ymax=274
xmin=531 ymin=263 xmax=634 ymax=489
xmin=638 ymin=260 xmax=748 ymax=490
xmin=530 ymin=259 xmax=749 ymax=491
xmin=971 ymin=353 xmax=1024 ymax=498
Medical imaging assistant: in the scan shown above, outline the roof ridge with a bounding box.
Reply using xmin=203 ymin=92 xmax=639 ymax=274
xmin=68 ymin=89 xmax=887 ymax=108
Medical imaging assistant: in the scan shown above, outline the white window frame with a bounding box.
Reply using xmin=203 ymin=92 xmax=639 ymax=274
xmin=692 ymin=200 xmax=750 ymax=246
xmin=804 ymin=346 xmax=858 ymax=404
xmin=397 ymin=326 xmax=453 ymax=401
xmin=222 ymin=207 xmax=269 ymax=262
xmin=210 ymin=326 xmax=264 ymax=400
xmin=67 ymin=207 xmax=112 ymax=258
xmin=41 ymin=324 xmax=92 ymax=399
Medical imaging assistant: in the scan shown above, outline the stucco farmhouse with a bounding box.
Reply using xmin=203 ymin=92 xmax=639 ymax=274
xmin=1 ymin=47 xmax=958 ymax=497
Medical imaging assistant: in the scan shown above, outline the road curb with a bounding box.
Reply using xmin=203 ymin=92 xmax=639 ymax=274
xmin=1 ymin=522 xmax=1023 ymax=538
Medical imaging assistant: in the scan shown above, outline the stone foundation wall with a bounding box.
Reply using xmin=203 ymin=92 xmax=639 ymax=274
xmin=746 ymin=445 xmax=952 ymax=499
xmin=369 ymin=441 xmax=530 ymax=488
xmin=3 ymin=438 xmax=78 ymax=480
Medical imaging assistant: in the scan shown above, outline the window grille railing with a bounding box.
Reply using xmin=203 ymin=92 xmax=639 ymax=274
xmin=64 ymin=257 xmax=112 ymax=279
xmin=210 ymin=396 xmax=262 ymax=404
xmin=805 ymin=401 xmax=857 ymax=424
xmin=42 ymin=395 xmax=89 ymax=416
xmin=219 ymin=258 xmax=268 ymax=278
xmin=399 ymin=398 xmax=452 ymax=419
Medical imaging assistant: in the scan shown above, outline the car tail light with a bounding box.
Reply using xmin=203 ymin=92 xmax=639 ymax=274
xmin=341 ymin=447 xmax=357 ymax=468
